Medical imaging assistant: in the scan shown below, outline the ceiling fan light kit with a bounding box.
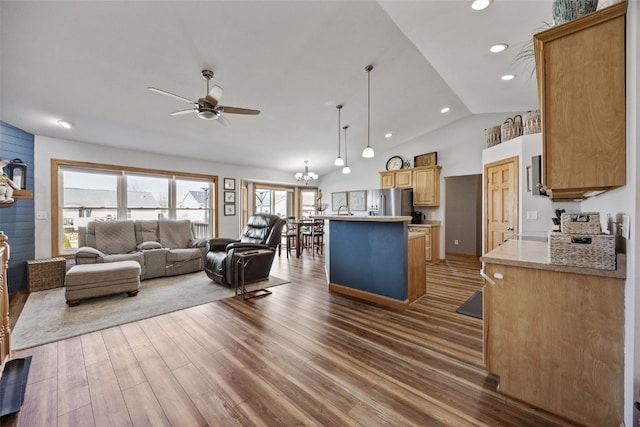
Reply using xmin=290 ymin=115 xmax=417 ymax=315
xmin=148 ymin=69 xmax=259 ymax=125
xmin=362 ymin=64 xmax=375 ymax=159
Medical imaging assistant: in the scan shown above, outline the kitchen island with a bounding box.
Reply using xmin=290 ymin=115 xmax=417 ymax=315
xmin=481 ymin=239 xmax=625 ymax=426
xmin=319 ymin=215 xmax=425 ymax=309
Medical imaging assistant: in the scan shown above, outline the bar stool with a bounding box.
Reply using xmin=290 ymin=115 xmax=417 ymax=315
xmin=303 ymin=219 xmax=324 ymax=256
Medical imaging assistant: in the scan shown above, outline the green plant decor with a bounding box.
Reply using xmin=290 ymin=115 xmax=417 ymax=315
xmin=515 ymin=0 xmax=599 ymax=79
xmin=552 ymin=0 xmax=598 ymax=25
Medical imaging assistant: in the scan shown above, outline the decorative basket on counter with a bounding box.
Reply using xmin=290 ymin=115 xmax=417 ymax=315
xmin=560 ymin=212 xmax=601 ymax=234
xmin=548 ymin=232 xmax=615 ymax=270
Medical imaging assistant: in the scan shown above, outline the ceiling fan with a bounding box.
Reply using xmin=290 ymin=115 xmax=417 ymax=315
xmin=148 ymin=69 xmax=260 ymax=125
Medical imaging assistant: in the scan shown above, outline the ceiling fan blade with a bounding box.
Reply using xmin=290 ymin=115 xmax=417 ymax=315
xmin=148 ymin=87 xmax=195 ymax=104
xmin=219 ymin=106 xmax=260 ymax=115
xmin=205 ymin=85 xmax=223 ymax=106
xmin=169 ymin=108 xmax=197 ymax=116
xmin=216 ymin=114 xmax=230 ymax=127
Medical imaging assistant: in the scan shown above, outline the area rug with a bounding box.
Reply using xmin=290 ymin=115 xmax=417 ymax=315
xmin=12 ymin=272 xmax=289 ymax=350
xmin=456 ymin=291 xmax=483 ymax=319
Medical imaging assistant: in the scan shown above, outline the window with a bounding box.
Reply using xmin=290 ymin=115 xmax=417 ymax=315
xmin=53 ymin=160 xmax=217 ymax=256
xmin=254 ymin=185 xmax=293 ymax=218
xmin=300 ymin=189 xmax=318 ymax=219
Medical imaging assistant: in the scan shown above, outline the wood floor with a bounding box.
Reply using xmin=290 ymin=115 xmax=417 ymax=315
xmin=2 ymin=254 xmax=579 ymax=427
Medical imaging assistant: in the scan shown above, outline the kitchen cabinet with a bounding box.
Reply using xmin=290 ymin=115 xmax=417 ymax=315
xmin=408 ymin=225 xmax=440 ymax=263
xmin=380 ymin=165 xmax=441 ymax=206
xmin=412 ymin=166 xmax=441 ymax=207
xmin=534 ymin=2 xmax=626 ymax=200
xmin=379 ymin=170 xmax=412 ymax=189
xmin=482 ymin=240 xmax=624 ymax=426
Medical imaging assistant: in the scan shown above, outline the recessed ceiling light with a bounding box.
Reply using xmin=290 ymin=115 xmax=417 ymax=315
xmin=440 ymin=107 xmax=451 ymax=114
xmin=501 ymin=74 xmax=516 ymax=81
xmin=385 ymin=133 xmax=393 ymax=138
xmin=490 ymin=43 xmax=509 ymax=53
xmin=471 ymin=0 xmax=492 ymax=11
xmin=57 ymin=120 xmax=73 ymax=129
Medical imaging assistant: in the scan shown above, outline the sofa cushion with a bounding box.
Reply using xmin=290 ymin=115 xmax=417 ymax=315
xmin=159 ymin=220 xmax=192 ymax=249
xmin=135 ymin=220 xmax=159 ymax=244
xmin=94 ymin=221 xmax=137 ymax=254
xmin=166 ymin=248 xmax=202 ymax=263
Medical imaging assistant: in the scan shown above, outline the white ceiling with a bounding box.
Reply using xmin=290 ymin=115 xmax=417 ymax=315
xmin=0 ymin=0 xmax=552 ymax=178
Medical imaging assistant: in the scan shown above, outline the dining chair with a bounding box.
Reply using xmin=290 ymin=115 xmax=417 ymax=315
xmin=280 ymin=217 xmax=297 ymax=258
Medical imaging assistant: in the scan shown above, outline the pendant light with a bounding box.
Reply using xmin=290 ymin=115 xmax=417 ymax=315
xmin=362 ymin=65 xmax=375 ymax=158
xmin=334 ymin=105 xmax=345 ymax=166
xmin=342 ymin=125 xmax=351 ymax=174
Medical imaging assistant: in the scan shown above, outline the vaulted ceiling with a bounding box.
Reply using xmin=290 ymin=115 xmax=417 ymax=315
xmin=0 ymin=0 xmax=552 ymax=177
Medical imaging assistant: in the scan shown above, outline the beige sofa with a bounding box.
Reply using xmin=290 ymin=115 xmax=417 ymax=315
xmin=75 ymin=219 xmax=207 ymax=279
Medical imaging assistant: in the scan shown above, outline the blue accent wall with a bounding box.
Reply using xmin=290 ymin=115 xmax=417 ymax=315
xmin=329 ymin=220 xmax=407 ymax=300
xmin=0 ymin=121 xmax=35 ymax=292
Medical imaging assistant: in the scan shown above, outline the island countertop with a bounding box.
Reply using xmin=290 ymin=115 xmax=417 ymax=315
xmin=480 ymin=239 xmax=626 ymax=279
xmin=314 ymin=215 xmax=411 ymax=222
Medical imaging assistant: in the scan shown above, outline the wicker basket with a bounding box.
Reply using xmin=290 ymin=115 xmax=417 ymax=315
xmin=27 ymin=257 xmax=67 ymax=292
xmin=485 ymin=125 xmax=502 ymax=147
xmin=548 ymin=232 xmax=615 ymax=270
xmin=560 ymin=212 xmax=601 ymax=234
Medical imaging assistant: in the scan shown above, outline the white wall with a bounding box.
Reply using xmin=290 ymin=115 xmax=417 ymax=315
xmin=33 ymin=136 xmax=299 ymax=258
xmin=482 ymin=134 xmax=578 ymax=237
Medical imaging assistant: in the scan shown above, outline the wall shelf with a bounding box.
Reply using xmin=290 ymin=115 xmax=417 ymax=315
xmin=0 ymin=188 xmax=33 ymax=208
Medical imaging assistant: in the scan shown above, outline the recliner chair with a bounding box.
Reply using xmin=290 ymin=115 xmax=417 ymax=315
xmin=205 ymin=213 xmax=286 ymax=286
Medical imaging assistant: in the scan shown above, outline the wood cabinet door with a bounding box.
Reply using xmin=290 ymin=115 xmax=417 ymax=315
xmin=484 ymin=263 xmax=623 ymax=426
xmin=413 ymin=167 xmax=440 ymax=206
xmin=395 ymin=170 xmax=412 ymax=188
xmin=484 ymin=157 xmax=518 ymax=253
xmin=535 ymin=3 xmax=626 ymax=197
xmin=379 ymin=172 xmax=395 ymax=189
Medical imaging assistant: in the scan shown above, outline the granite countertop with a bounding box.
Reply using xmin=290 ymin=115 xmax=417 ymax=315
xmin=480 ymin=239 xmax=626 ymax=279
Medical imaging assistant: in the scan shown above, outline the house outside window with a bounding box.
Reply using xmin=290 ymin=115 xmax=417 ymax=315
xmin=54 ymin=160 xmax=216 ymax=255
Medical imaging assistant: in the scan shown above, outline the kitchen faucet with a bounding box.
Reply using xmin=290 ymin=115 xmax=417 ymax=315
xmin=337 ymin=205 xmax=352 ymax=216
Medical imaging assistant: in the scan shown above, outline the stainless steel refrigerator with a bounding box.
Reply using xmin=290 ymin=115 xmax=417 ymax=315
xmin=366 ymin=188 xmax=413 ymax=216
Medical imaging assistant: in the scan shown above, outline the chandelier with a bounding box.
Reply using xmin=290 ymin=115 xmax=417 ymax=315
xmin=295 ymin=161 xmax=318 ymax=185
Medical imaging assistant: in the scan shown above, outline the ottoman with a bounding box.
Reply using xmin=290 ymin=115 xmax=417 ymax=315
xmin=65 ymin=260 xmax=141 ymax=307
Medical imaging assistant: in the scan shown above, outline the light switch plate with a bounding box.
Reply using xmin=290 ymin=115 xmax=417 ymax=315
xmin=526 ymin=211 xmax=538 ymax=220
xmin=36 ymin=211 xmax=48 ymax=220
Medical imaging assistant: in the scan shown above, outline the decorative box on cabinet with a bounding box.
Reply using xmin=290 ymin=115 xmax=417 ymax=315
xmin=412 ymin=166 xmax=441 ymax=207
xmin=534 ymin=2 xmax=626 ymax=200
